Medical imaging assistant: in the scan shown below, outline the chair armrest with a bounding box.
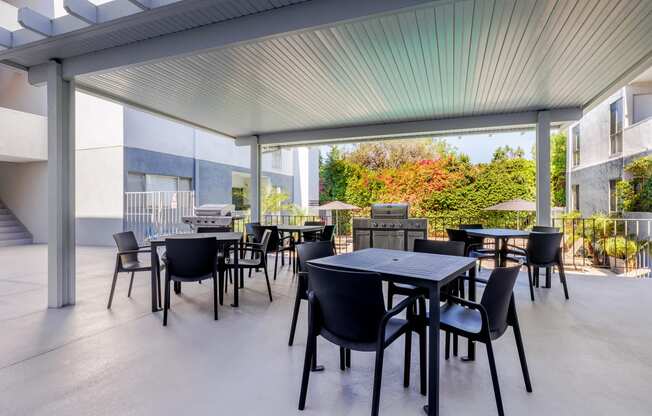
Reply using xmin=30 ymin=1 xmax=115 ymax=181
xmin=444 ymin=294 xmax=491 ymax=332
xmin=457 ymin=275 xmax=489 ymax=285
xmin=382 ymin=295 xmax=420 ymax=324
xmin=118 ymin=248 xmax=151 ymax=255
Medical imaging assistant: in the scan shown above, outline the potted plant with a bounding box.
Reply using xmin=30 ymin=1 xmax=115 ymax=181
xmin=600 ymin=237 xmax=638 ymax=274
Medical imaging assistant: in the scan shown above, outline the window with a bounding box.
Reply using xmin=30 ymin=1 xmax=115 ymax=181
xmin=572 ymin=124 xmax=580 ymax=167
xmin=572 ymin=185 xmax=579 ymax=212
xmin=633 ymin=93 xmax=652 ymax=123
xmin=610 ymin=98 xmax=623 ymax=155
xmin=127 ymin=172 xmax=192 ymax=192
xmin=609 ymin=179 xmax=620 ymax=213
xmin=272 ymin=149 xmax=282 ymax=169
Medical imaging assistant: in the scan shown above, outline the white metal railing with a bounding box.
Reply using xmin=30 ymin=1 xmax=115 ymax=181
xmin=124 ymin=191 xmax=195 ymax=243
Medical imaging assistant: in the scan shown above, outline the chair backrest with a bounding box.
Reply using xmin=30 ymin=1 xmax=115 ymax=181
xmin=307 ymin=264 xmax=386 ymax=342
xmin=246 ymin=222 xmax=261 ymax=242
xmin=165 ymin=237 xmax=217 ymax=278
xmin=296 ymin=241 xmax=335 ymax=272
xmin=259 ymin=225 xmax=280 ymax=250
xmin=532 ymin=226 xmax=559 ymax=233
xmin=320 ymin=225 xmax=335 ymax=242
xmin=414 ymin=239 xmax=465 ymax=257
xmin=459 ymin=224 xmax=483 ymax=230
xmin=446 ymin=228 xmax=468 ymax=243
xmin=480 ymin=264 xmax=521 ymax=337
xmin=258 ymin=229 xmax=273 ymax=256
xmin=113 ymin=231 xmax=140 ymax=264
xmin=304 ymin=221 xmax=324 ymax=226
xmin=527 ymin=232 xmax=563 ymax=265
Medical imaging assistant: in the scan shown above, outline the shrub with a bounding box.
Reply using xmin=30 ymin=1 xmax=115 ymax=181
xmin=601 ymin=237 xmax=638 ymax=260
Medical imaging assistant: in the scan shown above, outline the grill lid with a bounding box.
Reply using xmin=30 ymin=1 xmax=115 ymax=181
xmin=371 ymin=203 xmax=409 ymax=219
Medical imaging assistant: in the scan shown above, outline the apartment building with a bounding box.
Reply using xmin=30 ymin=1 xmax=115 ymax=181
xmin=0 ymin=1 xmax=319 ymax=247
xmin=567 ymin=68 xmax=652 ymax=216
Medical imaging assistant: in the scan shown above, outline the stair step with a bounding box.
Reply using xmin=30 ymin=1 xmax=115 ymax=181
xmin=0 ymin=231 xmax=31 ymax=240
xmin=0 ymin=208 xmax=9 ymax=215
xmin=0 ymin=238 xmax=33 ymax=247
xmin=0 ymin=225 xmax=26 ymax=233
xmin=0 ymin=213 xmax=13 ymax=221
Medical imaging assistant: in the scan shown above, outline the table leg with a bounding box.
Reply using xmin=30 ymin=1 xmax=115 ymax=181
xmin=150 ymin=245 xmax=160 ymax=312
xmin=494 ymin=237 xmax=501 ymax=268
xmin=463 ymin=265 xmax=476 ymax=361
xmin=423 ymin=286 xmax=441 ymax=416
xmin=174 ymin=281 xmax=181 ymax=294
xmin=231 ymin=240 xmax=239 ymax=307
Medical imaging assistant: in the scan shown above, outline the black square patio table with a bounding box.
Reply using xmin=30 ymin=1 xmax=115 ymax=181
xmin=147 ymin=232 xmax=243 ymax=311
xmin=464 ymin=228 xmax=530 ymax=268
xmin=308 ymin=248 xmax=477 ymax=416
xmin=276 ymin=224 xmax=324 ymax=244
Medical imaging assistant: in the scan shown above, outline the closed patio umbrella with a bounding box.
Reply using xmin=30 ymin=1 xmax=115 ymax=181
xmin=484 ymin=199 xmax=535 ymax=229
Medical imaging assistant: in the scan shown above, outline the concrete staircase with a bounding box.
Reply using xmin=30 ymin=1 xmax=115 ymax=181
xmin=0 ymin=200 xmax=33 ymax=247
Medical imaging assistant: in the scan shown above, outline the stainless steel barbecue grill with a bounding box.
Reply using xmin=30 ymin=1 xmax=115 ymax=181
xmin=352 ymin=203 xmax=427 ymax=251
xmin=182 ymin=204 xmax=243 ymax=232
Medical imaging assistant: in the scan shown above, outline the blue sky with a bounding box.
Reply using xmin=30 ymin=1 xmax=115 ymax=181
xmin=323 ymin=130 xmax=537 ymax=164
xmin=438 ymin=131 xmax=535 ymax=163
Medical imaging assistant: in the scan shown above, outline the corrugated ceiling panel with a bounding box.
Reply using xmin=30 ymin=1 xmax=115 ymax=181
xmin=4 ymin=0 xmax=309 ymax=67
xmin=76 ymin=0 xmax=652 ymax=137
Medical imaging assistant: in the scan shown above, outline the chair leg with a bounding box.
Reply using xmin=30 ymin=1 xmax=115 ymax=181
xmin=339 ymin=347 xmax=346 ymax=371
xmin=218 ymin=273 xmax=224 ymax=306
xmin=512 ymin=317 xmax=533 ymax=392
xmin=213 ymin=276 xmax=219 ymax=320
xmin=288 ymin=291 xmax=302 ymax=346
xmin=404 ymin=330 xmax=412 ymax=387
xmin=534 ymin=266 xmax=540 ymax=287
xmin=371 ymin=347 xmax=385 ymax=416
xmin=345 ymin=348 xmax=351 ymax=368
xmin=298 ymin=335 xmax=316 ymax=410
xmin=453 ymin=334 xmax=458 ymax=357
xmin=107 ymin=262 xmax=119 ymax=309
xmin=527 ymin=265 xmax=535 ymax=301
xmin=274 ymin=252 xmax=279 ymax=280
xmin=486 ymin=340 xmax=505 ymax=416
xmin=418 ymin=326 xmax=426 ymax=396
xmin=163 ymin=276 xmax=171 ymax=326
xmin=127 ymin=271 xmax=135 ymax=297
xmin=263 ymin=264 xmax=273 ymax=302
xmin=156 ymin=270 xmax=162 ymax=308
xmin=558 ymin=260 xmax=570 ymax=300
xmin=445 ymin=331 xmax=451 ymax=360
xmin=545 ymin=267 xmax=552 ymax=288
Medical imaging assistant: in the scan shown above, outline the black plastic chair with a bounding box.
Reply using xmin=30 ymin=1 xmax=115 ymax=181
xmin=290 ymin=241 xmax=336 ymax=372
xmin=109 ymin=231 xmax=159 ymax=309
xmin=531 ymin=226 xmax=559 ymax=232
xmin=510 ymin=232 xmax=569 ymax=301
xmin=256 ymin=225 xmax=294 ymax=280
xmin=225 ymin=229 xmax=273 ymax=302
xmin=447 ymin=228 xmax=494 ymax=270
xmin=298 ymin=264 xmax=426 ymax=416
xmin=438 ymin=264 xmax=532 ymax=416
xmin=302 ymin=221 xmax=325 ymax=242
xmin=387 ymin=239 xmax=467 ymax=359
xmin=245 ymin=222 xmax=260 ymax=244
xmin=162 ymin=237 xmax=219 ymax=326
xmin=290 ymin=241 xmax=335 ymax=346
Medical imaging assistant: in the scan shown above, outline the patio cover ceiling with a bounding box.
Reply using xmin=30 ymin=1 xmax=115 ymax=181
xmin=3 ymin=0 xmax=652 ymax=145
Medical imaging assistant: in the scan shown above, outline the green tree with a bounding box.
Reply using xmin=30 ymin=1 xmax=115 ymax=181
xmin=550 ymin=132 xmax=567 ymax=207
xmin=617 ymin=156 xmax=652 ymax=212
xmin=319 ymin=146 xmax=349 ymax=202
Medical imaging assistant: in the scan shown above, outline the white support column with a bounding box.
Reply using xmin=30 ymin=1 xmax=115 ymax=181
xmin=536 ymin=111 xmax=551 ymax=226
xmin=47 ymin=61 xmax=76 ymax=308
xmin=249 ymin=137 xmax=261 ymax=223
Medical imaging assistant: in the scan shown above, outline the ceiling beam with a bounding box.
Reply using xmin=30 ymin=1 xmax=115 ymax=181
xmin=17 ymin=7 xmax=52 ymax=37
xmin=238 ymin=108 xmax=582 ymax=147
xmin=126 ymin=0 xmax=151 ymax=10
xmin=64 ymin=0 xmax=98 ymax=25
xmin=55 ymin=0 xmax=436 ymax=80
xmin=0 ymin=27 xmax=11 ymax=49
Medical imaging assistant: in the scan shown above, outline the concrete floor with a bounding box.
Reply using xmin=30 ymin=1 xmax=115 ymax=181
xmin=0 ymin=244 xmax=651 ymax=416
